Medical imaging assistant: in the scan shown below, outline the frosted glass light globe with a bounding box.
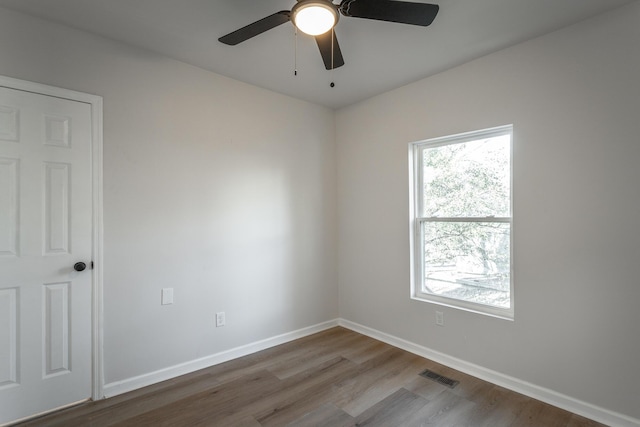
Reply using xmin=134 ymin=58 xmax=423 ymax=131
xmin=292 ymin=3 xmax=338 ymax=36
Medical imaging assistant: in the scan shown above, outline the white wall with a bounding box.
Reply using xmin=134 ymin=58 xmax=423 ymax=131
xmin=337 ymin=1 xmax=640 ymax=421
xmin=0 ymin=8 xmax=338 ymax=385
xmin=2 ymin=0 xmax=640 ymax=423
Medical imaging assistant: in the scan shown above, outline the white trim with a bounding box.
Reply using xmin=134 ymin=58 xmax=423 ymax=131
xmin=103 ymin=319 xmax=339 ymax=398
xmin=412 ymin=124 xmax=513 ymax=149
xmin=0 ymin=75 xmax=102 ymax=105
xmin=409 ymin=125 xmax=515 ymax=320
xmin=338 ymin=318 xmax=640 ymax=427
xmin=90 ymin=95 xmax=105 ymax=401
xmin=409 ymin=294 xmax=514 ymax=321
xmin=0 ymin=75 xmax=105 ymax=401
xmin=418 ymin=217 xmax=511 ymax=223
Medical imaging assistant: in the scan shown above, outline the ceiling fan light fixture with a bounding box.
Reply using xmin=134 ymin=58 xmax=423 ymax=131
xmin=291 ymin=1 xmax=339 ymax=36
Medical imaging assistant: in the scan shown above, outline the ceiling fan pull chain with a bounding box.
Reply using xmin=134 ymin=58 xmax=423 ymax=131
xmin=330 ymin=27 xmax=335 ymax=87
xmin=294 ymin=27 xmax=298 ymax=76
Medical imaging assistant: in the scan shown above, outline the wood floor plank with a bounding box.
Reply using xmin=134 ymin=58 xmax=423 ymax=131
xmin=265 ymin=331 xmax=364 ymax=380
xmin=354 ymin=388 xmax=429 ymax=426
xmin=16 ymin=327 xmax=608 ymax=427
xmin=333 ymin=348 xmax=430 ymax=416
xmin=404 ymin=374 xmax=450 ymax=400
xmin=510 ymin=399 xmax=574 ymax=427
xmin=226 ymin=415 xmax=263 ymax=427
xmin=19 ymin=372 xmax=222 ymax=427
xmin=458 ymin=385 xmax=531 ymax=427
xmin=340 ymin=338 xmax=396 ymax=365
xmin=110 ymin=370 xmax=282 ymax=426
xmin=204 ymin=327 xmax=356 ymax=385
xmin=253 ymin=357 xmax=360 ymax=426
xmin=433 ymin=364 xmax=496 ymax=404
xmin=405 ymin=389 xmax=476 ymax=427
xmin=284 ymin=403 xmax=355 ymax=427
xmin=566 ymin=414 xmax=610 ymax=427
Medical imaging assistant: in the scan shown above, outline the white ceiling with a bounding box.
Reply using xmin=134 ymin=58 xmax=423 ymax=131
xmin=0 ymin=0 xmax=633 ymax=108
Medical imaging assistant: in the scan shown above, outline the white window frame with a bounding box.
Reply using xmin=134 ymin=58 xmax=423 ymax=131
xmin=409 ymin=125 xmax=514 ymax=320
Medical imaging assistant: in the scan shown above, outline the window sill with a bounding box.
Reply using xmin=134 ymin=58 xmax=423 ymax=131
xmin=411 ymin=293 xmax=514 ymax=321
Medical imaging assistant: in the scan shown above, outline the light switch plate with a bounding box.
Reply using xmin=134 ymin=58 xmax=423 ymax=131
xmin=161 ymin=288 xmax=174 ymax=305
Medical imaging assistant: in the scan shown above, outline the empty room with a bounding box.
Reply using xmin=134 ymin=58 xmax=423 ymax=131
xmin=0 ymin=0 xmax=639 ymax=426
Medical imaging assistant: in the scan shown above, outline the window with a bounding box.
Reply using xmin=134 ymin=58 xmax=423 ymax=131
xmin=409 ymin=125 xmax=513 ymax=319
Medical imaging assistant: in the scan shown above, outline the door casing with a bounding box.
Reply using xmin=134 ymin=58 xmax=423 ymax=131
xmin=0 ymin=74 xmax=104 ymax=403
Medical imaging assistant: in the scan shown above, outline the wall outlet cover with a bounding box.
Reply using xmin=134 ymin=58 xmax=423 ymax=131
xmin=436 ymin=311 xmax=444 ymax=326
xmin=216 ymin=312 xmax=226 ymax=327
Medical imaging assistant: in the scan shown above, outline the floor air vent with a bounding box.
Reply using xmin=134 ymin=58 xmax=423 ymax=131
xmin=419 ymin=369 xmax=459 ymax=388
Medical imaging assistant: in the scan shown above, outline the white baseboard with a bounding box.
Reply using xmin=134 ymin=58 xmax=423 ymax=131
xmin=103 ymin=319 xmax=339 ymax=398
xmin=102 ymin=317 xmax=638 ymax=426
xmin=338 ymin=318 xmax=640 ymax=427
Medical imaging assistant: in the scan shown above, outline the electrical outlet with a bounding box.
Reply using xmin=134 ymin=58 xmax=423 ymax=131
xmin=436 ymin=311 xmax=444 ymax=326
xmin=215 ymin=311 xmax=226 ymax=327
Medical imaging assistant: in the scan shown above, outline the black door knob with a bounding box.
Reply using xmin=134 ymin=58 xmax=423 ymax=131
xmin=74 ymin=262 xmax=87 ymax=272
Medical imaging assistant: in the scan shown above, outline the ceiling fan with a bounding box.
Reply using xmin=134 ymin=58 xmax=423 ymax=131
xmin=219 ymin=0 xmax=439 ymax=70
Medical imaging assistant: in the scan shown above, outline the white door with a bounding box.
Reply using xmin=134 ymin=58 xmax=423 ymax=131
xmin=0 ymin=85 xmax=93 ymax=424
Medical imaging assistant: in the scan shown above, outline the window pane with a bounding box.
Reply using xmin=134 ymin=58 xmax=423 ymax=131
xmin=422 ymin=221 xmax=510 ymax=309
xmin=422 ymin=135 xmax=510 ymax=217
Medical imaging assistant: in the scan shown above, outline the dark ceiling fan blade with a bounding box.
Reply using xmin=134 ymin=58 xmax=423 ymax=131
xmin=340 ymin=0 xmax=439 ymax=27
xmin=315 ymin=30 xmax=345 ymax=70
xmin=219 ymin=11 xmax=291 ymax=45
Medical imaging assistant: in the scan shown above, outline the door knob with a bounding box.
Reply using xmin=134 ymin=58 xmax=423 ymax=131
xmin=74 ymin=262 xmax=87 ymax=272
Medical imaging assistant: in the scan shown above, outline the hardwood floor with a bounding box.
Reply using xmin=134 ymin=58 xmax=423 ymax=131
xmin=17 ymin=327 xmax=606 ymax=427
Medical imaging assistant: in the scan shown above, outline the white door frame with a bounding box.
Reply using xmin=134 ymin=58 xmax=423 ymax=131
xmin=0 ymin=74 xmax=104 ymax=401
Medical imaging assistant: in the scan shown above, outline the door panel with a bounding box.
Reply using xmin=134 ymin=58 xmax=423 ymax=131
xmin=0 ymin=157 xmax=18 ymax=256
xmin=0 ymin=287 xmax=18 ymax=387
xmin=0 ymin=86 xmax=93 ymax=424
